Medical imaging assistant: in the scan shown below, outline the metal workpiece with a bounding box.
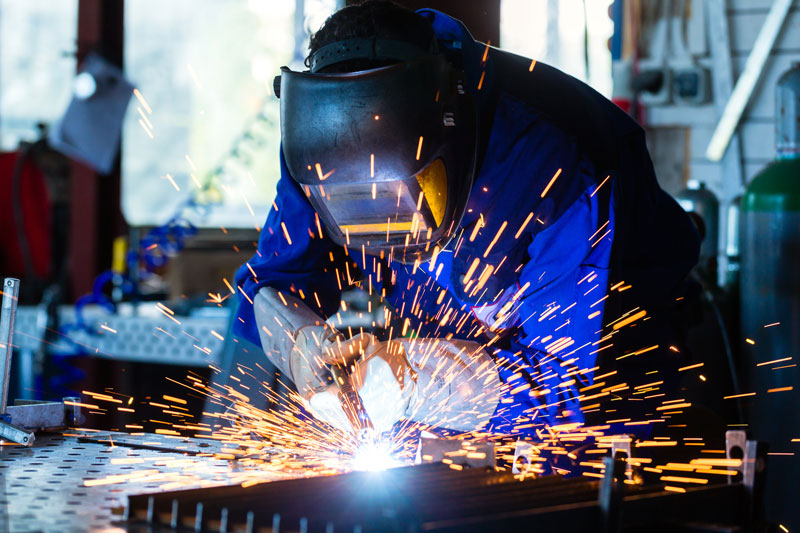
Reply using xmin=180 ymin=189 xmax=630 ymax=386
xmin=125 ymin=445 xmax=763 ymax=533
xmin=0 ymin=278 xmax=35 ymax=447
xmin=0 ymin=422 xmax=34 ymax=447
xmin=6 ymin=397 xmax=85 ymax=430
xmin=0 ymin=429 xmax=768 ymax=532
xmin=0 ymin=278 xmax=20 ymax=414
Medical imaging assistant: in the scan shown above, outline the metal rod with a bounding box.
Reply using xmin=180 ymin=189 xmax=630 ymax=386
xmin=331 ymin=364 xmax=374 ymax=437
xmin=0 ymin=278 xmax=20 ymax=414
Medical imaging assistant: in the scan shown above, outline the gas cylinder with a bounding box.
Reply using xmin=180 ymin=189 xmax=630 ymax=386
xmin=740 ymin=63 xmax=800 ymax=529
xmin=675 ymin=179 xmax=719 ymax=284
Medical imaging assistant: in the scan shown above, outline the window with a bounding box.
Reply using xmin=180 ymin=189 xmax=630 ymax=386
xmin=122 ymin=0 xmax=336 ymax=228
xmin=0 ymin=0 xmax=78 ymax=150
xmin=501 ymin=0 xmax=614 ymax=97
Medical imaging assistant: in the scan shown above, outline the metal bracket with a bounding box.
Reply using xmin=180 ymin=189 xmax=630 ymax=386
xmin=512 ymin=440 xmax=538 ymax=475
xmin=725 ymin=429 xmax=747 ymax=484
xmin=610 ymin=434 xmax=637 ymax=481
xmin=726 ymin=430 xmax=768 ymax=527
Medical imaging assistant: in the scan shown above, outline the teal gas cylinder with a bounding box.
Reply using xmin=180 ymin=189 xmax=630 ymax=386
xmin=740 ymin=63 xmax=800 ymax=529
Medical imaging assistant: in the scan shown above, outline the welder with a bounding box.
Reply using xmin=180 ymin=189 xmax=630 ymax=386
xmin=234 ymin=1 xmax=700 ymax=438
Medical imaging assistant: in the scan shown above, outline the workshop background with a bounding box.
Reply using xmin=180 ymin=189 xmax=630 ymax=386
xmin=0 ymin=0 xmax=798 ymax=531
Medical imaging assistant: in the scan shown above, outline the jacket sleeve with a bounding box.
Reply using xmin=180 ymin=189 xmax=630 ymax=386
xmin=493 ymin=161 xmax=615 ymax=428
xmin=233 ymin=151 xmax=347 ymax=348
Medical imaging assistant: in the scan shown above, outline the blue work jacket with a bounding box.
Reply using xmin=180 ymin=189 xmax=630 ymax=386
xmin=233 ymin=10 xmax=700 ymax=436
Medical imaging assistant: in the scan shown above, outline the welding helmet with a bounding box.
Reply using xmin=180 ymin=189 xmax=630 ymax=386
xmin=276 ymin=37 xmax=478 ymax=263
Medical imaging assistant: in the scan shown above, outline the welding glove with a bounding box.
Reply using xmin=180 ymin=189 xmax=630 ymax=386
xmin=254 ymin=287 xmax=374 ymax=400
xmin=400 ymin=338 xmax=503 ymax=432
xmin=306 ymin=339 xmax=412 ymax=434
xmin=307 ymin=338 xmax=503 ymax=434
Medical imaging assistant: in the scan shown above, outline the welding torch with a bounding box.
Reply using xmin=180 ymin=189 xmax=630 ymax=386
xmin=329 ymin=362 xmax=375 ymax=441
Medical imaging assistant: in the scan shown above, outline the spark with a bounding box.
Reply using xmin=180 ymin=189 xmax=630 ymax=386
xmin=138 ymin=119 xmax=154 ymax=139
xmin=590 ymin=175 xmax=610 ymax=197
xmin=768 ymin=386 xmax=793 ymax=393
xmin=612 ymin=310 xmax=646 ymax=330
xmin=187 ymin=63 xmax=202 ymax=89
xmin=241 ymin=190 xmax=255 ymax=217
xmin=137 ymin=107 xmax=153 ymax=130
xmin=724 ymin=392 xmax=756 ymax=399
xmin=540 ymin=168 xmax=562 ymax=198
xmin=757 ymin=357 xmax=792 ymax=366
xmin=163 ymin=173 xmax=180 ymax=191
xmin=281 ymin=222 xmax=292 ymax=245
xmin=133 ymin=88 xmax=152 ymax=114
xmin=483 ymin=221 xmax=507 ymax=257
xmin=223 ymin=278 xmax=236 ymax=295
xmin=315 ymin=163 xmax=335 ymax=181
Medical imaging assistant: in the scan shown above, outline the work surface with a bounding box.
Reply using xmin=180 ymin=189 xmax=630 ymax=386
xmin=0 ymin=431 xmax=285 ymax=533
xmin=0 ymin=430 xmax=760 ymax=532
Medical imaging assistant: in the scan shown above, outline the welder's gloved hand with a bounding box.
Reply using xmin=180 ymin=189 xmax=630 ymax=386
xmin=308 ymin=338 xmax=503 ymax=434
xmin=291 ymin=327 xmax=375 ymax=400
xmin=399 ymin=338 xmax=502 ymax=432
xmin=254 ymin=287 xmax=374 ymax=399
xmin=306 ymin=339 xmax=413 ymax=434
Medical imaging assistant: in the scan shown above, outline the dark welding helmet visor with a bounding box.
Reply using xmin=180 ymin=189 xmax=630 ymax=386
xmin=278 ymin=52 xmax=477 ymax=264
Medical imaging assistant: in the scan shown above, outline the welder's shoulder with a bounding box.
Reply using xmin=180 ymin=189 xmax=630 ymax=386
xmin=490 ymin=49 xmax=640 ymax=177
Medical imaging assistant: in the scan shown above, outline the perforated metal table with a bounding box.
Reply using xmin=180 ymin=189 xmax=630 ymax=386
xmin=0 ymin=431 xmax=283 ymax=532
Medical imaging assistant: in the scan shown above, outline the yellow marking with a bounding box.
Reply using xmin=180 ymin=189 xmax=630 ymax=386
xmin=416 ymin=158 xmax=447 ymax=227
